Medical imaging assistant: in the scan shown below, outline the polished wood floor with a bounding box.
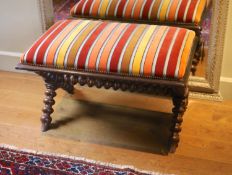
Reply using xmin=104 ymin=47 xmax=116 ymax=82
xmin=0 ymin=71 xmax=232 ymax=175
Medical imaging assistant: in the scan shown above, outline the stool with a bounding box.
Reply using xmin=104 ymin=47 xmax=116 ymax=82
xmin=16 ymin=19 xmax=197 ymax=153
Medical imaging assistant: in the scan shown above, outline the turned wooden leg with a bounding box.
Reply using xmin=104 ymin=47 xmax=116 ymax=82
xmin=191 ymin=49 xmax=201 ymax=76
xmin=41 ymin=82 xmax=57 ymax=132
xmin=191 ymin=38 xmax=204 ymax=76
xmin=169 ymin=88 xmax=189 ymax=153
xmin=191 ymin=58 xmax=198 ymax=76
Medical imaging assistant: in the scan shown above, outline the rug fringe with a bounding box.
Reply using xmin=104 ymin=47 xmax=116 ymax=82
xmin=0 ymin=144 xmax=174 ymax=175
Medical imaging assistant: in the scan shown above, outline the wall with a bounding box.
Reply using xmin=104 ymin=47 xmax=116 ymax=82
xmin=220 ymin=1 xmax=232 ymax=99
xmin=0 ymin=0 xmax=43 ymax=71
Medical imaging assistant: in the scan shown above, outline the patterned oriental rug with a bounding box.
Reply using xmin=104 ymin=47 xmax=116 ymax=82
xmin=0 ymin=145 xmax=170 ymax=175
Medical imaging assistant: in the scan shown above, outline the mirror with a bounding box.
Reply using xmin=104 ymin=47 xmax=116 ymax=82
xmin=38 ymin=0 xmax=229 ymax=100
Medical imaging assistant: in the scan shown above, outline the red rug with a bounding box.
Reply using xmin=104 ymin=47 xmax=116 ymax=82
xmin=0 ymin=145 xmax=163 ymax=175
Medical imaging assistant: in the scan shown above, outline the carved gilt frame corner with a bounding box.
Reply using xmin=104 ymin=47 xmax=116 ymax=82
xmin=37 ymin=0 xmax=230 ymax=100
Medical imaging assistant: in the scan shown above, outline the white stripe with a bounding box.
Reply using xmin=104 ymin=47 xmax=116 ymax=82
xmin=163 ymin=28 xmax=180 ymax=77
xmin=97 ymin=0 xmax=105 ymax=15
xmin=53 ymin=21 xmax=87 ymax=65
xmin=139 ymin=0 xmax=148 ymax=19
xmin=174 ymin=0 xmax=183 ymax=21
xmin=43 ymin=21 xmax=80 ymax=65
xmin=73 ymin=1 xmax=80 ymax=14
xmin=174 ymin=31 xmax=190 ymax=78
xmin=148 ymin=0 xmax=157 ymax=19
xmin=165 ymin=0 xmax=173 ymax=20
xmin=32 ymin=21 xmax=66 ymax=64
xmin=89 ymin=0 xmax=97 ymax=15
xmin=131 ymin=0 xmax=139 ymax=18
xmin=117 ymin=25 xmax=139 ymax=73
xmin=151 ymin=27 xmax=169 ymax=76
xmin=157 ymin=0 xmax=165 ymax=20
xmin=106 ymin=0 xmax=114 ymax=16
xmin=84 ymin=23 xmax=114 ymax=69
xmin=129 ymin=26 xmax=149 ymax=74
xmin=23 ymin=47 xmax=32 ymax=63
xmin=122 ymin=0 xmax=130 ymax=17
xmin=74 ymin=22 xmax=102 ymax=69
xmin=23 ymin=21 xmax=64 ymax=63
xmin=140 ymin=26 xmax=160 ymax=74
xmin=192 ymin=0 xmax=201 ymax=23
xmin=63 ymin=22 xmax=92 ymax=68
xmin=95 ymin=24 xmax=121 ymax=70
xmin=106 ymin=24 xmax=130 ymax=72
xmin=183 ymin=0 xmax=192 ymax=22
xmin=82 ymin=0 xmax=89 ymax=15
xmin=114 ymin=0 xmax=122 ymax=17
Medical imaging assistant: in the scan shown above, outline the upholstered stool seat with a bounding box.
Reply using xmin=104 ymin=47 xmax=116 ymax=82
xmin=21 ymin=19 xmax=195 ymax=80
xmin=71 ymin=0 xmax=206 ymax=25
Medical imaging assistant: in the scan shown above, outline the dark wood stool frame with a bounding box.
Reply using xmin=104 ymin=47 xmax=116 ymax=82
xmin=16 ymin=37 xmax=197 ymax=153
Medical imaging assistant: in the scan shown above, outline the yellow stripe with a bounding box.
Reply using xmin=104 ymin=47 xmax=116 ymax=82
xmin=132 ymin=25 xmax=157 ymax=75
xmin=56 ymin=20 xmax=90 ymax=66
xmin=159 ymin=0 xmax=171 ymax=21
xmin=195 ymin=0 xmax=206 ymax=23
xmin=99 ymin=0 xmax=111 ymax=17
xmin=178 ymin=31 xmax=195 ymax=78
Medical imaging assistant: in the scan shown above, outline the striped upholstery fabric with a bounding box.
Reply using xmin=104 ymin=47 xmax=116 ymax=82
xmin=70 ymin=0 xmax=206 ymax=24
xmin=21 ymin=19 xmax=195 ymax=79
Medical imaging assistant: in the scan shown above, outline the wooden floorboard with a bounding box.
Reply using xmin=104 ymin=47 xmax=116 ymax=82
xmin=0 ymin=71 xmax=232 ymax=175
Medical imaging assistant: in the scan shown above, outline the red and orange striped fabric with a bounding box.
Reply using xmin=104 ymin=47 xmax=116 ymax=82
xmin=21 ymin=19 xmax=195 ymax=79
xmin=70 ymin=0 xmax=206 ymax=24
